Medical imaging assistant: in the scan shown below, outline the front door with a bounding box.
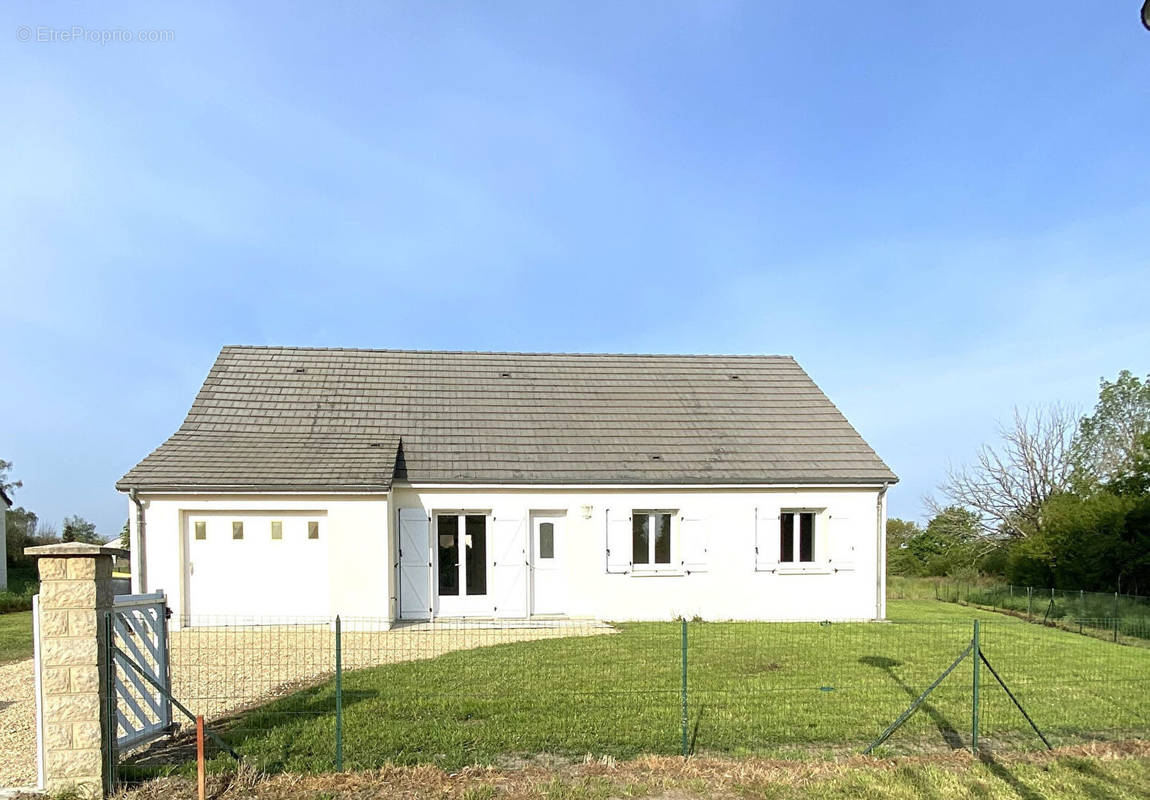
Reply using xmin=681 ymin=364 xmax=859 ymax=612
xmin=531 ymin=514 xmax=567 ymax=615
xmin=435 ymin=513 xmax=490 ymax=616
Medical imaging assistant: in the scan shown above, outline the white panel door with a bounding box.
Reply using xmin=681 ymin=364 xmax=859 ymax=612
xmin=186 ymin=513 xmax=329 ymax=624
xmin=398 ymin=508 xmax=432 ymax=620
xmin=491 ymin=515 xmax=528 ymax=618
xmin=531 ymin=514 xmax=567 ymax=615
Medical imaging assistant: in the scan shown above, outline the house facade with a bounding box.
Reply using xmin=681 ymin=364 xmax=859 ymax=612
xmin=0 ymin=488 xmax=10 ymax=591
xmin=119 ymin=347 xmax=896 ymax=627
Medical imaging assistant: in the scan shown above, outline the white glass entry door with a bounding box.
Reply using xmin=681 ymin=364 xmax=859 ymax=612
xmin=435 ymin=513 xmax=492 ymax=616
xmin=531 ymin=514 xmax=567 ymax=615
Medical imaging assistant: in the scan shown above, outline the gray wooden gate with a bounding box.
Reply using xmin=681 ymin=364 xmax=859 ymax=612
xmin=108 ymin=591 xmax=173 ymax=750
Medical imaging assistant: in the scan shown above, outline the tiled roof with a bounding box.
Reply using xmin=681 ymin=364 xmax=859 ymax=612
xmin=117 ymin=346 xmax=897 ymax=491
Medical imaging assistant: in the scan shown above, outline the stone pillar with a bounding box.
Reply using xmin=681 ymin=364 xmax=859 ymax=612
xmin=27 ymin=543 xmax=126 ymax=796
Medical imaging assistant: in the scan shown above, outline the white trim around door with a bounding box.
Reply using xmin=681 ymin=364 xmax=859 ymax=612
xmin=530 ymin=512 xmax=567 ymax=616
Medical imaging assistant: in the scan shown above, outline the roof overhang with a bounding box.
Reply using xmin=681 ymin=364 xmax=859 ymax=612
xmin=116 ymin=485 xmax=392 ymax=495
xmin=398 ymin=478 xmax=897 ymax=490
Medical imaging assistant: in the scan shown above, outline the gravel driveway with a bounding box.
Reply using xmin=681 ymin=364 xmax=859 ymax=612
xmin=0 ymin=658 xmax=36 ymax=787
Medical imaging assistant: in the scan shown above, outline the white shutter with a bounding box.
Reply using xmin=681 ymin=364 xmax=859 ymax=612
xmin=754 ymin=507 xmax=779 ymax=572
xmin=827 ymin=512 xmax=856 ymax=571
xmin=491 ymin=514 xmax=528 ymax=617
xmin=605 ymin=508 xmax=632 ymax=574
xmin=679 ymin=515 xmax=708 ymax=573
xmin=398 ymin=508 xmax=432 ymax=619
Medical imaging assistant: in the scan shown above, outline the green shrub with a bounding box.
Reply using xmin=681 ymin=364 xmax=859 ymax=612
xmin=0 ymin=583 xmax=36 ymax=613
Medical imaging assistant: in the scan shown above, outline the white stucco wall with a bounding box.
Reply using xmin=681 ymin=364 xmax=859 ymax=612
xmin=393 ymin=484 xmax=887 ymax=622
xmin=129 ymin=484 xmax=887 ymax=627
xmin=128 ymin=493 xmax=390 ymax=627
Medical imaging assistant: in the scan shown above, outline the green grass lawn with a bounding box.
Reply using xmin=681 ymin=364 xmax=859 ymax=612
xmin=0 ymin=610 xmax=33 ymax=664
xmin=171 ymin=596 xmax=1148 ymax=776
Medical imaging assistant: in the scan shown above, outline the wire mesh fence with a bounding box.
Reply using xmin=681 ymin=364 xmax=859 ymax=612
xmin=935 ymin=581 xmax=1150 ymax=642
xmin=106 ymin=614 xmax=1150 ymax=788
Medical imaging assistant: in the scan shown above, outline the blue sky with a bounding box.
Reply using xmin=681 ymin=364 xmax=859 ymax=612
xmin=1 ymin=2 xmax=1148 ymax=535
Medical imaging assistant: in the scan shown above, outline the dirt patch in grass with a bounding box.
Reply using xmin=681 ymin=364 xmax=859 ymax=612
xmin=114 ymin=740 xmax=1150 ymax=800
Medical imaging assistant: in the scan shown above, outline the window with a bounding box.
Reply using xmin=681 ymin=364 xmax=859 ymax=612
xmin=437 ymin=513 xmax=488 ymax=597
xmin=308 ymin=521 xmax=319 ymax=540
xmin=232 ymin=521 xmax=244 ymax=540
xmin=194 ymin=521 xmax=206 ymax=541
xmin=437 ymin=515 xmax=460 ymax=596
xmin=539 ymin=522 xmax=555 ymax=559
xmin=780 ymin=511 xmax=815 ymax=563
xmin=464 ymin=514 xmax=486 ymax=595
xmin=271 ymin=521 xmax=282 ymax=540
xmin=632 ymin=512 xmax=673 ymax=567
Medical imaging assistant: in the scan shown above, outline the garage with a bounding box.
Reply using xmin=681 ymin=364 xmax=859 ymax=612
xmin=184 ymin=511 xmax=330 ymax=623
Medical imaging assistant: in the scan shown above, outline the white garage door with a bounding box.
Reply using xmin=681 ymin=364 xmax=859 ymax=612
xmin=185 ymin=513 xmax=330 ymax=624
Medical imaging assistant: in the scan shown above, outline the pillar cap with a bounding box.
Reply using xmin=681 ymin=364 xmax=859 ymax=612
xmin=23 ymin=542 xmax=128 ymax=558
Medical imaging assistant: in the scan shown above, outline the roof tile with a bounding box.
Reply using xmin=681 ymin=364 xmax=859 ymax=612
xmin=117 ymin=346 xmax=897 ymax=490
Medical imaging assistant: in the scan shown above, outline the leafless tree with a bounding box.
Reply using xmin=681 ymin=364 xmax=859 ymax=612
xmin=932 ymin=404 xmax=1078 ymax=539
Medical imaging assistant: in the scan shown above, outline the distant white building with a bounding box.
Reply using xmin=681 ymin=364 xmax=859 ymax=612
xmin=0 ymin=488 xmax=11 ymax=591
xmin=120 ymin=347 xmax=897 ymax=628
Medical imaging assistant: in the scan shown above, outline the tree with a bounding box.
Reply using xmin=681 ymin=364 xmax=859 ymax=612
xmin=1071 ymin=370 xmax=1150 ymax=492
xmin=1110 ymin=432 xmax=1150 ymax=497
xmin=908 ymin=506 xmax=982 ymax=576
xmin=6 ymin=506 xmax=39 ymax=563
xmin=6 ymin=508 xmax=63 ymax=564
xmin=1008 ymin=491 xmax=1150 ymax=594
xmin=0 ymin=458 xmax=20 ymax=498
xmin=924 ymin=505 xmax=981 ymax=542
xmin=886 ymin=518 xmax=922 ymax=576
xmin=886 ymin=509 xmax=985 ymax=577
xmin=61 ymin=515 xmax=102 ymax=545
xmin=935 ymin=404 xmax=1077 ymax=539
xmin=119 ymin=519 xmax=130 ymax=550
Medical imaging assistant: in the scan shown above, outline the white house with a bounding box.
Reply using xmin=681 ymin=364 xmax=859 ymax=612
xmin=0 ymin=487 xmax=10 ymax=591
xmin=118 ymin=347 xmax=897 ymax=627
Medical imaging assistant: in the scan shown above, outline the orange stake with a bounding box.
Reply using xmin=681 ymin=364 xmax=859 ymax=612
xmin=196 ymin=714 xmax=206 ymax=800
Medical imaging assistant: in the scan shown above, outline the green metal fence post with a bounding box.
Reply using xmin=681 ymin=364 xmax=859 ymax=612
xmin=971 ymin=619 xmax=981 ymax=753
xmin=680 ymin=618 xmax=688 ymax=757
xmin=335 ymin=615 xmax=343 ymax=771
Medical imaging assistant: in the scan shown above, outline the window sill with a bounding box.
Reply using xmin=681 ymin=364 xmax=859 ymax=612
xmin=778 ymin=566 xmax=833 ymax=575
xmin=630 ymin=568 xmax=685 ymax=578
xmin=757 ymin=563 xmax=838 ymax=575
